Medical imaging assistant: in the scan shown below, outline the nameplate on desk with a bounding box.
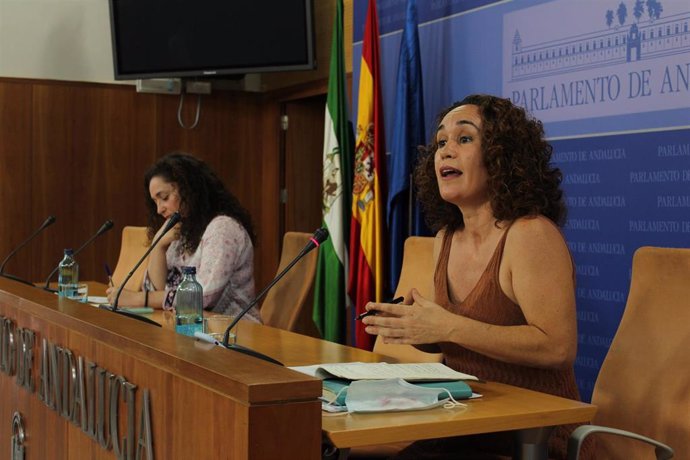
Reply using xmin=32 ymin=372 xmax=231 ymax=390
xmin=0 ymin=314 xmax=154 ymax=459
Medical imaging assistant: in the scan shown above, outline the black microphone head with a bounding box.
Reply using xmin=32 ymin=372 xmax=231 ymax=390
xmin=168 ymin=212 xmax=181 ymax=227
xmin=44 ymin=215 xmax=57 ymax=227
xmin=301 ymin=227 xmax=329 ymax=254
xmin=313 ymin=228 xmax=329 ymax=244
xmin=98 ymin=219 xmax=114 ymax=235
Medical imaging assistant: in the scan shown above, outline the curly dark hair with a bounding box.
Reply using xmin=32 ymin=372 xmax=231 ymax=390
xmin=144 ymin=152 xmax=256 ymax=253
xmin=415 ymin=94 xmax=566 ymax=232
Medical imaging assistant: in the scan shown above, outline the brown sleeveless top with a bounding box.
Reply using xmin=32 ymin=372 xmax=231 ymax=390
xmin=434 ymin=224 xmax=591 ymax=459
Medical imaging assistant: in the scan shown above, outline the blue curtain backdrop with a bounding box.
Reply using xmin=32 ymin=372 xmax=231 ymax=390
xmin=352 ymin=0 xmax=690 ymax=401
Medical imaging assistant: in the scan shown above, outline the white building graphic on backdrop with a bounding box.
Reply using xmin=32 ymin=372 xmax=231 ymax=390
xmin=503 ymin=1 xmax=690 ymax=123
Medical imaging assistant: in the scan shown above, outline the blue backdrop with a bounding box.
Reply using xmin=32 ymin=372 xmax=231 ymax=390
xmin=352 ymin=0 xmax=690 ymax=401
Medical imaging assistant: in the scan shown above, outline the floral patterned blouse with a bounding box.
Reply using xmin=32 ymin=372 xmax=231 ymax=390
xmin=146 ymin=215 xmax=260 ymax=322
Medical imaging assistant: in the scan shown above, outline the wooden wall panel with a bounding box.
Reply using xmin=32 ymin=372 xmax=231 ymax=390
xmin=255 ymin=100 xmax=283 ymax=291
xmin=284 ymin=95 xmax=327 ymax=234
xmin=30 ymin=83 xmax=160 ymax=286
xmin=31 ymin=84 xmax=78 ymax=282
xmin=0 ymin=80 xmax=33 ymax=281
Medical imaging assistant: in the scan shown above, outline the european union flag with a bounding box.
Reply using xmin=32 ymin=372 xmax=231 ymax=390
xmin=387 ymin=0 xmax=429 ymax=294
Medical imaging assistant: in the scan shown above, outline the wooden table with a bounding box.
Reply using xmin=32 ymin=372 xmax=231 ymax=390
xmin=95 ymin=283 xmax=597 ymax=460
xmin=148 ymin=320 xmax=593 ymax=459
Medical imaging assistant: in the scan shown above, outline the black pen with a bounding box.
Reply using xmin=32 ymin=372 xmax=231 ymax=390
xmin=356 ymin=296 xmax=405 ymax=320
xmin=104 ymin=263 xmax=114 ymax=287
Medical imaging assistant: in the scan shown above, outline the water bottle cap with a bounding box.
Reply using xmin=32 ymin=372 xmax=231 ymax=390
xmin=181 ymin=266 xmax=196 ymax=275
xmin=64 ymin=248 xmax=74 ymax=256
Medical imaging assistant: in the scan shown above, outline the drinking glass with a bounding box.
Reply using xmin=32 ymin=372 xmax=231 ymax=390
xmin=74 ymin=283 xmax=89 ymax=303
xmin=203 ymin=315 xmax=237 ymax=344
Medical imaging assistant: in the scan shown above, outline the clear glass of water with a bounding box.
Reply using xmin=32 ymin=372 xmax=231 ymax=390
xmin=203 ymin=315 xmax=237 ymax=344
xmin=74 ymin=283 xmax=88 ymax=302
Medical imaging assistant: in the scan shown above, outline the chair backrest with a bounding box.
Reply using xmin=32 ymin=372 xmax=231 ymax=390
xmin=373 ymin=236 xmax=443 ymax=363
xmin=260 ymin=232 xmax=320 ymax=338
xmin=111 ymin=226 xmax=150 ymax=292
xmin=590 ymin=246 xmax=690 ymax=458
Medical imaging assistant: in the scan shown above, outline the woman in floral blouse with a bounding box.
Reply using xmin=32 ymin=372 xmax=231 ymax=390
xmin=107 ymin=152 xmax=260 ymax=321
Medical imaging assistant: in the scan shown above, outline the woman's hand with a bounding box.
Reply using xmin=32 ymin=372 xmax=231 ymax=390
xmin=146 ymin=218 xmax=180 ymax=291
xmin=153 ymin=218 xmax=180 ymax=249
xmin=106 ymin=286 xmax=140 ymax=307
xmin=362 ymin=289 xmax=459 ymax=345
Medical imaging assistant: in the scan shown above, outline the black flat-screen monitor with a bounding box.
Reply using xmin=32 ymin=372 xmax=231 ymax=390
xmin=108 ymin=0 xmax=315 ymax=80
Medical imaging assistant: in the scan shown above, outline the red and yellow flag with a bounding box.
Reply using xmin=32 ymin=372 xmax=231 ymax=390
xmin=349 ymin=0 xmax=385 ymax=351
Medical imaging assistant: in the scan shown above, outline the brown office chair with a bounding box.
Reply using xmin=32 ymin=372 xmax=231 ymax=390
xmin=568 ymin=246 xmax=688 ymax=459
xmin=260 ymin=232 xmax=321 ymax=338
xmin=111 ymin=226 xmax=150 ymax=291
xmin=373 ymin=236 xmax=443 ymax=363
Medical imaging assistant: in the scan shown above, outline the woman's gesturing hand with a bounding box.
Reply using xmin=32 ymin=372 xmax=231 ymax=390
xmin=362 ymin=289 xmax=458 ymax=345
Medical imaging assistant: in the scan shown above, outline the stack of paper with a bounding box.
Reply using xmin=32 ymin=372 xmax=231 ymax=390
xmin=290 ymin=362 xmax=479 ymax=382
xmin=290 ymin=362 xmax=481 ymax=413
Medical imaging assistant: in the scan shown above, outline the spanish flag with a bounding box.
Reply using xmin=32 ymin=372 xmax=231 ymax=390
xmin=349 ymin=0 xmax=385 ymax=351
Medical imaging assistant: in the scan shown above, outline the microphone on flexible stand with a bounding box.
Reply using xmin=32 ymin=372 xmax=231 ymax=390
xmin=0 ymin=215 xmax=56 ymax=287
xmin=43 ymin=219 xmax=114 ymax=291
xmin=100 ymin=212 xmax=181 ymax=327
xmin=217 ymin=227 xmax=329 ymax=366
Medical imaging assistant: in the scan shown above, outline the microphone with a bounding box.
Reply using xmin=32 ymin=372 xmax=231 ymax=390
xmin=43 ymin=219 xmax=114 ymax=290
xmin=0 ymin=215 xmax=56 ymax=287
xmin=101 ymin=212 xmax=181 ymax=327
xmin=218 ymin=227 xmax=329 ymax=366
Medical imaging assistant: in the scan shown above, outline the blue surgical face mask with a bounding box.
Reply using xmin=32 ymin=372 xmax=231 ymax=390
xmin=344 ymin=378 xmax=465 ymax=413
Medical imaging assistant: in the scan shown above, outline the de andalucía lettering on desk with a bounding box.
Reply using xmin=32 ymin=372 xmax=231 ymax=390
xmin=0 ymin=314 xmax=154 ymax=459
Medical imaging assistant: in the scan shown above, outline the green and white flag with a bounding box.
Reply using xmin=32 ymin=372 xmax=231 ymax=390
xmin=313 ymin=0 xmax=354 ymax=343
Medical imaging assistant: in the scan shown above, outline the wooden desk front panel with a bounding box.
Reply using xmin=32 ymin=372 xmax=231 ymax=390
xmin=0 ymin=281 xmax=321 ymax=459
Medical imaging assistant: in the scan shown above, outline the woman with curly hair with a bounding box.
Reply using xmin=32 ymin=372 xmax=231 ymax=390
xmin=363 ymin=95 xmax=591 ymax=459
xmin=106 ymin=152 xmax=260 ymax=322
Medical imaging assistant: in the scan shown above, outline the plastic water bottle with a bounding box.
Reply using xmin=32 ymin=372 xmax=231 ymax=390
xmin=58 ymin=248 xmax=79 ymax=299
xmin=175 ymin=266 xmax=203 ymax=337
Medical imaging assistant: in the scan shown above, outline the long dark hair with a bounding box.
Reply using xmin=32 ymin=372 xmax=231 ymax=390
xmin=144 ymin=152 xmax=256 ymax=253
xmin=415 ymin=94 xmax=566 ymax=232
